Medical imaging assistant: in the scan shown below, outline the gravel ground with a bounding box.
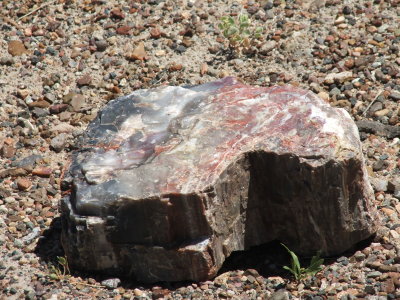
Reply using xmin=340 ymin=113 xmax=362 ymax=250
xmin=0 ymin=0 xmax=400 ymax=299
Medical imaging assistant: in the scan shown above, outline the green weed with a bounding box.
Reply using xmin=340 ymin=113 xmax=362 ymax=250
xmin=281 ymin=243 xmax=324 ymax=281
xmin=48 ymin=256 xmax=71 ymax=281
xmin=218 ymin=14 xmax=263 ymax=54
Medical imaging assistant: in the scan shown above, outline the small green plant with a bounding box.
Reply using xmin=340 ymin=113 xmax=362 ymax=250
xmin=218 ymin=14 xmax=263 ymax=54
xmin=281 ymin=243 xmax=324 ymax=281
xmin=48 ymin=256 xmax=71 ymax=281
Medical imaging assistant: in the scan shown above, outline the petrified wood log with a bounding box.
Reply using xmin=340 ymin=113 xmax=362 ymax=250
xmin=60 ymin=77 xmax=379 ymax=282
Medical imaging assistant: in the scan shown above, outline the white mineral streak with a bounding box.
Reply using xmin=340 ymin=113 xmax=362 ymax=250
xmin=185 ymin=238 xmax=210 ymax=251
xmin=309 ymin=104 xmax=345 ymax=138
xmin=117 ymin=115 xmax=145 ymax=140
xmin=168 ymin=137 xmax=198 ymax=155
xmin=81 ymin=149 xmax=121 ymax=184
xmin=309 ymin=100 xmax=360 ymax=154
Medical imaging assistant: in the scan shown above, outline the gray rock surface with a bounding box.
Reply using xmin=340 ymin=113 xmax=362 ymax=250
xmin=356 ymin=119 xmax=400 ymax=139
xmin=61 ymin=77 xmax=379 ymax=282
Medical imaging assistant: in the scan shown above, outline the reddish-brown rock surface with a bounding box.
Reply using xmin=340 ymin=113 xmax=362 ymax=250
xmin=61 ymin=77 xmax=379 ymax=283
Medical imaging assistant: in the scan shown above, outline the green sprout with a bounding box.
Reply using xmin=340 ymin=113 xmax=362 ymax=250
xmin=218 ymin=14 xmax=263 ymax=54
xmin=281 ymin=243 xmax=324 ymax=282
xmin=48 ymin=256 xmax=71 ymax=281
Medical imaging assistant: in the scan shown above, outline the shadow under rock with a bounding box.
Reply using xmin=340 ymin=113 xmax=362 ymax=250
xmin=32 ymin=217 xmax=378 ymax=291
xmin=218 ymin=240 xmax=289 ymax=278
xmin=219 ymin=234 xmax=378 ymax=280
xmin=32 ymin=217 xmax=288 ymax=290
xmin=34 ymin=216 xmax=65 ymax=262
xmin=32 ymin=216 xmax=194 ymax=290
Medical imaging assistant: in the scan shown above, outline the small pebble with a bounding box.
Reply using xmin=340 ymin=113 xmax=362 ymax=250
xmin=101 ymin=278 xmax=121 ymax=289
xmin=16 ymin=178 xmax=32 ymax=191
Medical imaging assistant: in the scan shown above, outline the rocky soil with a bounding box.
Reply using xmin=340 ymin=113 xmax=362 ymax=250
xmin=0 ymin=0 xmax=399 ymax=299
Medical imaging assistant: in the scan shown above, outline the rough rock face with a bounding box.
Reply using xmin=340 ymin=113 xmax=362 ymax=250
xmin=61 ymin=77 xmax=379 ymax=283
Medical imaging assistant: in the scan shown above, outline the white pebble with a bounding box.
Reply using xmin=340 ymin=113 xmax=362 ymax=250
xmin=0 ymin=205 xmax=8 ymax=214
xmin=4 ymin=197 xmax=15 ymax=204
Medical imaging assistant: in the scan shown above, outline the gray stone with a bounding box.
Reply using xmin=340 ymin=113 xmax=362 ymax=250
xmin=367 ymin=271 xmax=382 ymax=278
xmin=21 ymin=227 xmax=41 ymax=245
xmin=354 ymin=251 xmax=366 ymax=262
xmin=69 ymin=94 xmax=86 ymax=112
xmin=270 ymin=289 xmax=290 ymax=300
xmin=356 ymin=120 xmax=400 ymax=139
xmin=50 ymin=133 xmax=68 ymax=152
xmin=44 ymin=93 xmax=56 ymax=103
xmin=0 ymin=56 xmax=15 ymax=66
xmin=329 ymin=87 xmax=341 ymax=97
xmin=61 ymin=77 xmax=379 ymax=282
xmin=95 ymin=40 xmax=108 ymax=52
xmin=388 ymin=179 xmax=400 ymax=199
xmin=369 ymin=101 xmax=383 ymax=113
xmin=259 ymin=41 xmax=277 ymax=55
xmin=24 ymin=290 xmax=36 ymax=300
xmin=372 ymin=160 xmax=385 ymax=171
xmin=370 ymin=177 xmax=388 ymax=192
xmin=337 ymin=256 xmax=349 ymax=266
xmin=11 ymin=154 xmax=42 ymax=170
xmin=364 ymin=285 xmax=376 ymax=295
xmin=13 ymin=239 xmax=23 ymax=248
xmin=394 ymin=188 xmax=400 ymax=200
xmin=32 ymin=107 xmax=49 ymax=118
xmin=101 ymin=278 xmax=120 ymax=289
xmin=389 ymin=91 xmax=400 ymax=101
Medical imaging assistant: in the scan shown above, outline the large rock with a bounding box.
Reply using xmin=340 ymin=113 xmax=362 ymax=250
xmin=61 ymin=77 xmax=379 ymax=283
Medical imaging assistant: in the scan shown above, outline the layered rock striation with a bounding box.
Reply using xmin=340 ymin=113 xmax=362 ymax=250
xmin=61 ymin=77 xmax=379 ymax=282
